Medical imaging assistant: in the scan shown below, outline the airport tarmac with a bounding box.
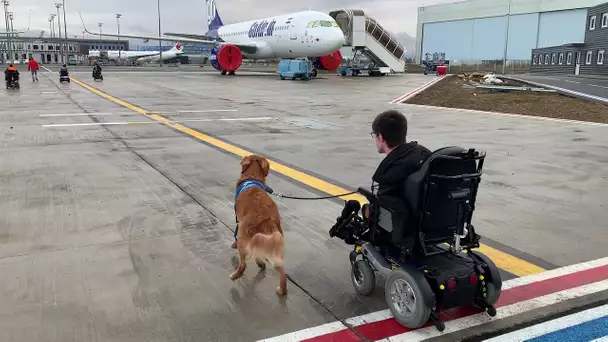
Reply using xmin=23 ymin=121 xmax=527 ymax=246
xmin=0 ymin=66 xmax=606 ymax=341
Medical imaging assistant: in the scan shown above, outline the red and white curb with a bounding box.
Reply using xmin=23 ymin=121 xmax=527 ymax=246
xmin=389 ymin=76 xmax=446 ymax=104
xmin=258 ymin=257 xmax=608 ymax=342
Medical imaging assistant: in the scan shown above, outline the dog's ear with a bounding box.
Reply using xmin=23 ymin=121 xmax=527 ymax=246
xmin=241 ymin=156 xmax=252 ymax=173
xmin=260 ymin=158 xmax=270 ymax=177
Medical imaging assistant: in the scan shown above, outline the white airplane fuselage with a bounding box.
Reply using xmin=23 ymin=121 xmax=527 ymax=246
xmin=89 ymin=49 xmax=182 ymax=62
xmin=215 ymin=11 xmax=345 ymax=59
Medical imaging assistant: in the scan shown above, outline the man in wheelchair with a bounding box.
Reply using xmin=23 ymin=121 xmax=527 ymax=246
xmin=330 ymin=110 xmax=431 ymax=243
xmin=328 ymin=110 xmax=502 ymax=332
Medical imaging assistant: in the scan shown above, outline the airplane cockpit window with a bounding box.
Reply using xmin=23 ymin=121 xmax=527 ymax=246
xmin=307 ymin=20 xmax=339 ymax=28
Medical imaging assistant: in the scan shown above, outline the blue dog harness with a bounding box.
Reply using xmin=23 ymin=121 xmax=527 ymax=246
xmin=234 ymin=179 xmax=266 ymax=202
xmin=233 ymin=179 xmax=266 ymax=240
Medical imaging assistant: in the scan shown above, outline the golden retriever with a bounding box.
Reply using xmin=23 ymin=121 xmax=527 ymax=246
xmin=231 ymin=154 xmax=287 ymax=296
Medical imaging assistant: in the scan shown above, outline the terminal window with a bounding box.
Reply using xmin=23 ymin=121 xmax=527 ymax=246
xmin=566 ymin=52 xmax=572 ymax=65
xmin=598 ymin=50 xmax=605 ymax=65
xmin=589 ymin=15 xmax=596 ymax=30
xmin=558 ymin=53 xmax=564 ymax=65
xmin=586 ymin=51 xmax=593 ymax=64
xmin=602 ymin=13 xmax=608 ymax=28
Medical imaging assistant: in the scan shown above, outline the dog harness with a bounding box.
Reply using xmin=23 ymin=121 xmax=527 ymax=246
xmin=234 ymin=179 xmax=266 ymax=202
xmin=233 ymin=180 xmax=266 ymax=241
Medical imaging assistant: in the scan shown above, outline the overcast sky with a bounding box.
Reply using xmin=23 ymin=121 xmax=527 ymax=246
xmin=8 ymin=0 xmax=457 ymax=39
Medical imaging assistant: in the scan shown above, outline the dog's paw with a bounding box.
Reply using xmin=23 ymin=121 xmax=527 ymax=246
xmin=230 ymin=272 xmax=240 ymax=281
xmin=276 ymin=286 xmax=287 ymax=296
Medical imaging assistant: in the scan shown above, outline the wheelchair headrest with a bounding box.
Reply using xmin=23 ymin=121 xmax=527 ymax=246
xmin=404 ymin=146 xmax=484 ymax=212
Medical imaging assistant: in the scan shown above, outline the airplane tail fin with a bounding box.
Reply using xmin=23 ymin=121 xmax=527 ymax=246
xmin=205 ymin=0 xmax=224 ymax=39
xmin=170 ymin=42 xmax=183 ymax=52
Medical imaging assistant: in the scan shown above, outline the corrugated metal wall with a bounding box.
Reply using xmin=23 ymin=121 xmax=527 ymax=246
xmin=421 ymin=9 xmax=588 ymax=61
xmin=506 ymin=14 xmax=539 ymax=59
xmin=537 ymin=9 xmax=587 ymax=47
xmin=472 ymin=17 xmax=508 ymax=60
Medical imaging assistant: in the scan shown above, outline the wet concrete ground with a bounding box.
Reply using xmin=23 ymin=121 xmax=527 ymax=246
xmin=0 ymin=66 xmax=607 ymax=341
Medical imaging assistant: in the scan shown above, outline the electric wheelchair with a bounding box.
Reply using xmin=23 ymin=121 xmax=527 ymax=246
xmin=329 ymin=146 xmax=502 ymax=331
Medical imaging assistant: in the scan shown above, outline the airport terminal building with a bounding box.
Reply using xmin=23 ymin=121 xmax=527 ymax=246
xmin=415 ymin=0 xmax=608 ymax=72
xmin=0 ymin=37 xmax=128 ymax=64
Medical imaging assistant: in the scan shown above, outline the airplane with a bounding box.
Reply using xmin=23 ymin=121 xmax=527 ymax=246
xmin=88 ymin=42 xmax=184 ymax=63
xmin=80 ymin=0 xmax=345 ymax=76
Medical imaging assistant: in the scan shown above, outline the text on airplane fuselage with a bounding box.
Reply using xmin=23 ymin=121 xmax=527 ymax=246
xmin=248 ymin=19 xmax=277 ymax=38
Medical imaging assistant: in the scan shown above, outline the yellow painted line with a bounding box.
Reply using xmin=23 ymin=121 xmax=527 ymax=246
xmin=477 ymin=244 xmax=546 ymax=276
xmin=64 ymin=71 xmax=545 ymax=277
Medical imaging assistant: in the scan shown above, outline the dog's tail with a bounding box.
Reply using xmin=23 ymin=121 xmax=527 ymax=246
xmin=246 ymin=228 xmax=284 ymax=267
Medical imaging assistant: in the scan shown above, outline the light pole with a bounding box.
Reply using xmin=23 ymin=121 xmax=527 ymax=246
xmin=502 ymin=0 xmax=512 ymax=74
xmin=55 ymin=3 xmax=63 ymax=63
xmin=49 ymin=17 xmax=53 ymax=38
xmin=116 ymin=13 xmax=121 ymax=59
xmin=50 ymin=13 xmax=56 ymax=38
xmin=2 ymin=0 xmax=11 ymax=63
xmin=157 ymin=0 xmax=162 ymax=67
xmin=61 ymin=0 xmax=67 ymax=62
xmin=82 ymin=30 xmax=85 ymax=39
xmin=8 ymin=11 xmax=13 ymax=61
xmin=98 ymin=22 xmax=102 ymax=43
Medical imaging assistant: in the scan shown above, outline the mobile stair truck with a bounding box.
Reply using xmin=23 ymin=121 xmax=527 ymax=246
xmin=278 ymin=59 xmax=314 ymax=80
xmin=337 ymin=50 xmax=391 ymax=77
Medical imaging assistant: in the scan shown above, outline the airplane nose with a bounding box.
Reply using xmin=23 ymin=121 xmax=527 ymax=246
xmin=329 ymin=28 xmax=346 ymax=49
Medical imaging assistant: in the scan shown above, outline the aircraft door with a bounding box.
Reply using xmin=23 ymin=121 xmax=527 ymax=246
xmin=289 ymin=23 xmax=297 ymax=40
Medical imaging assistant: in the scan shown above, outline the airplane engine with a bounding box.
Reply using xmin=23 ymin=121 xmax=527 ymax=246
xmin=312 ymin=50 xmax=342 ymax=71
xmin=210 ymin=44 xmax=243 ymax=74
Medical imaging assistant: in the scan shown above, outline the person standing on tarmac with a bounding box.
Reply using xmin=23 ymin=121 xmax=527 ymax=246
xmin=27 ymin=57 xmax=39 ymax=82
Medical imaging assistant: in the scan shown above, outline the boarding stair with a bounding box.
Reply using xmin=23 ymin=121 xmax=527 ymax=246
xmin=329 ymin=9 xmax=406 ymax=73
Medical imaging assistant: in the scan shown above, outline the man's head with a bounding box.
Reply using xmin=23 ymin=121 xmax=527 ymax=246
xmin=371 ymin=110 xmax=408 ymax=153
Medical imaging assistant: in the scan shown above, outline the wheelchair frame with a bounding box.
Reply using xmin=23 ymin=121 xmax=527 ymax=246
xmin=334 ymin=148 xmax=502 ymax=332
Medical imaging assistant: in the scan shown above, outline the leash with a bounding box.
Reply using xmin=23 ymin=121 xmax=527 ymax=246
xmin=265 ymin=185 xmax=358 ymax=200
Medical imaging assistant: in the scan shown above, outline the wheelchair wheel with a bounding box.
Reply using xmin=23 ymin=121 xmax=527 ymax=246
xmin=384 ymin=267 xmax=433 ymax=329
xmin=470 ymin=251 xmax=502 ymax=307
xmin=351 ymin=260 xmax=375 ymax=296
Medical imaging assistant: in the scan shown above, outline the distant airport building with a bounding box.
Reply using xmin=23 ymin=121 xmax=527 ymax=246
xmin=0 ymin=36 xmax=128 ymax=64
xmin=415 ymin=0 xmax=608 ymax=71
xmin=530 ymin=2 xmax=608 ymax=76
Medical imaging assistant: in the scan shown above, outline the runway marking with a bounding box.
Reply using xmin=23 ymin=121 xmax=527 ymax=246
xmin=589 ymin=84 xmax=608 ymax=89
xmin=389 ymin=76 xmax=445 ymax=104
xmin=175 ymin=109 xmax=238 ymax=113
xmin=39 ymin=112 xmax=114 ymax=117
xmin=400 ymin=103 xmax=608 ymax=127
xmin=259 ymin=257 xmax=608 ymax=342
xmin=43 ymin=122 xmax=146 ymax=127
xmin=42 ymin=117 xmax=274 ymax=128
xmin=484 ymin=304 xmax=608 ymax=341
xmin=63 ymin=72 xmax=546 ymax=277
xmin=563 ymin=79 xmax=580 ymax=84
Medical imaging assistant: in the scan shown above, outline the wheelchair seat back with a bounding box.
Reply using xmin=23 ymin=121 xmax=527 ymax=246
xmin=403 ymin=146 xmax=484 ymax=250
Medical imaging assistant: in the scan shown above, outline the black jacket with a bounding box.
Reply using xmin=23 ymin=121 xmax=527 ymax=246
xmin=372 ymin=141 xmax=432 ymax=198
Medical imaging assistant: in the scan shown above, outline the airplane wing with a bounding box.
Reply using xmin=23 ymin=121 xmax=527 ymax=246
xmin=80 ymin=13 xmax=258 ymax=54
xmin=164 ymin=32 xmax=212 ymax=40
